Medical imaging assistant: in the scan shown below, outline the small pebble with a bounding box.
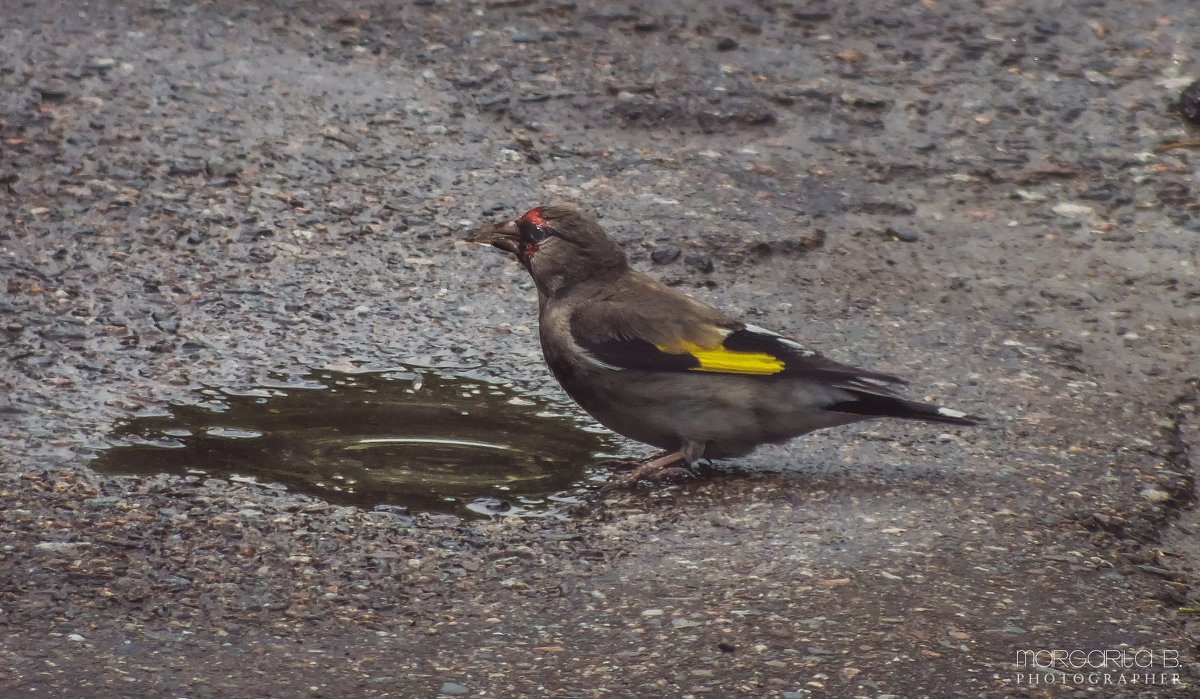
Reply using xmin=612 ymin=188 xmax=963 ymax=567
xmin=886 ymin=225 xmax=919 ymax=242
xmin=651 ymin=245 xmax=681 ymax=264
xmin=684 ymin=253 xmax=714 ymax=273
xmin=34 ymin=542 xmax=86 ymax=552
xmin=1177 ymin=78 xmax=1200 ymax=127
xmin=1052 ymin=202 xmax=1094 ymax=218
xmin=439 ymin=682 xmax=469 ymax=696
xmin=1141 ymin=488 xmax=1171 ymax=503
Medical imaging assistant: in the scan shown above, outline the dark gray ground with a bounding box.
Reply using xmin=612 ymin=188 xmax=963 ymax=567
xmin=2 ymin=0 xmax=1199 ymax=697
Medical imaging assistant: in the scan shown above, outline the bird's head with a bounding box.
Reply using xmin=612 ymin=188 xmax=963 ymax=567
xmin=470 ymin=205 xmax=628 ymax=297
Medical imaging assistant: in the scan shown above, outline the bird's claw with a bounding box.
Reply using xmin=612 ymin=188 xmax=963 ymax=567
xmin=599 ymin=457 xmax=694 ymax=493
xmin=596 ymin=459 xmax=639 ymax=472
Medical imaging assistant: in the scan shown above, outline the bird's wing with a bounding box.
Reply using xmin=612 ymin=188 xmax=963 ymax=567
xmin=568 ymin=292 xmax=905 ymax=386
xmin=567 ymin=279 xmax=977 ymax=426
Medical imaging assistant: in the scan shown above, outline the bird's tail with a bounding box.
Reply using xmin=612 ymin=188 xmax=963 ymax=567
xmin=828 ymin=388 xmax=980 ymax=426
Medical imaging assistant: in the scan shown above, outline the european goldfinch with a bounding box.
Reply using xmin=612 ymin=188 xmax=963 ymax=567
xmin=472 ymin=206 xmax=976 ymax=488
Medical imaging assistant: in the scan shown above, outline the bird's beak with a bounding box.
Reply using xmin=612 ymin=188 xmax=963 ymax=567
xmin=468 ymin=219 xmax=519 ymax=255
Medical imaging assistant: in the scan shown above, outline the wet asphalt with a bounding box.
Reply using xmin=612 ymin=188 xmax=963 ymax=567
xmin=2 ymin=0 xmax=1198 ymax=697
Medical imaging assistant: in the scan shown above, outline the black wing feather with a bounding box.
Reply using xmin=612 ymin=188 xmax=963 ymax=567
xmin=582 ymin=337 xmax=700 ymax=372
xmin=570 ymin=310 xmax=977 ymax=425
xmin=827 ymin=388 xmax=979 ymax=425
xmin=574 ymin=321 xmax=907 ymax=388
xmin=722 ymin=327 xmax=907 ymax=385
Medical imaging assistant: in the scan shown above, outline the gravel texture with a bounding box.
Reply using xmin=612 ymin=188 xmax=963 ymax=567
xmin=2 ymin=0 xmax=1198 ymax=697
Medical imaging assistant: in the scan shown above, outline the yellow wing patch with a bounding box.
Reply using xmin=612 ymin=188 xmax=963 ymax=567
xmin=656 ymin=340 xmax=784 ymax=375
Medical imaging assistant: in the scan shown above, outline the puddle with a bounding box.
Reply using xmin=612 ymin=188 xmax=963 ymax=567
xmin=92 ymin=369 xmax=622 ymax=517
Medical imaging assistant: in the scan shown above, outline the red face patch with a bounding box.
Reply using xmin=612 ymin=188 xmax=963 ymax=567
xmin=519 ymin=207 xmax=547 ymax=227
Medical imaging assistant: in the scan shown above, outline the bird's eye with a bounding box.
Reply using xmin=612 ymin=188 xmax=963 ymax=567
xmin=518 ymin=219 xmax=552 ymax=244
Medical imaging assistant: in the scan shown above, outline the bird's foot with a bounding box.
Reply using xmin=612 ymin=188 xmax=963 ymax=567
xmin=599 ymin=451 xmax=692 ymax=492
xmin=600 ymin=466 xmax=693 ymax=492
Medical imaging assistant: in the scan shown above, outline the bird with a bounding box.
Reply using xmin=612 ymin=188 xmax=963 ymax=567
xmin=470 ymin=205 xmax=977 ymax=489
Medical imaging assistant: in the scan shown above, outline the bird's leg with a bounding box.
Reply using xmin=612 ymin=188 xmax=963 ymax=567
xmin=600 ymin=440 xmax=711 ymax=491
xmin=600 ymin=450 xmax=691 ymax=491
xmin=680 ymin=439 xmax=706 ymax=466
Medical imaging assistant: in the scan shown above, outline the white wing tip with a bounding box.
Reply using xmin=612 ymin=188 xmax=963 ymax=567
xmin=938 ymin=407 xmax=968 ymax=419
xmin=742 ymin=323 xmax=777 ymax=335
xmin=855 ymin=377 xmax=894 ymax=388
xmin=742 ymin=324 xmax=818 ymax=357
xmin=580 ymin=350 xmax=623 ymax=372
